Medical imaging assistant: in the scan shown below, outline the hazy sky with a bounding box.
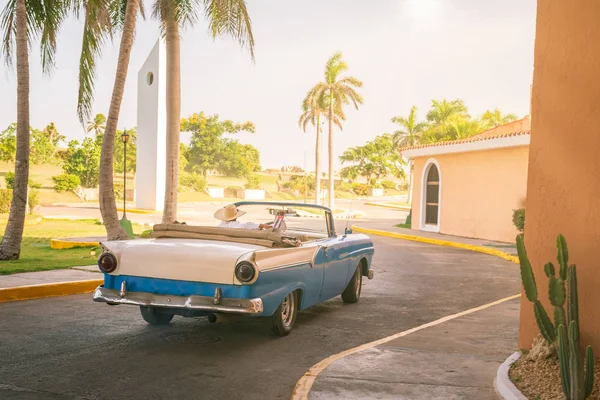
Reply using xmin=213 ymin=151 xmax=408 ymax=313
xmin=0 ymin=0 xmax=537 ymax=170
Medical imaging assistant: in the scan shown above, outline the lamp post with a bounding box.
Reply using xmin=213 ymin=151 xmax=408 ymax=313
xmin=121 ymin=129 xmax=130 ymax=219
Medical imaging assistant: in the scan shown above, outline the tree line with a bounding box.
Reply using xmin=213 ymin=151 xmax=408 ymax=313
xmin=0 ymin=0 xmax=254 ymax=259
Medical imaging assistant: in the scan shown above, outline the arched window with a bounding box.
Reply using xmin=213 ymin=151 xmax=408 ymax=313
xmin=425 ymin=165 xmax=440 ymax=225
xmin=420 ymin=159 xmax=441 ymax=232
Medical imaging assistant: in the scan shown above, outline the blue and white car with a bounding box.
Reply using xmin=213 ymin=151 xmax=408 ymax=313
xmin=93 ymin=202 xmax=375 ymax=336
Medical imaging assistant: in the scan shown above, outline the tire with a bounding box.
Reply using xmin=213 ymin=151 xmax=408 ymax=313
xmin=341 ymin=265 xmax=362 ymax=304
xmin=140 ymin=306 xmax=174 ymax=325
xmin=271 ymin=291 xmax=298 ymax=337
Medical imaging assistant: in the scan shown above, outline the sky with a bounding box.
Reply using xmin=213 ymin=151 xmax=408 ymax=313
xmin=0 ymin=0 xmax=537 ymax=170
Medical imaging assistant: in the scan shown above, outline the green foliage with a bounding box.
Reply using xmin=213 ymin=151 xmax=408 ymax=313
xmin=517 ymin=234 xmax=595 ymax=399
xmin=0 ymin=124 xmax=17 ymax=162
xmin=391 ymin=106 xmax=427 ymax=148
xmin=245 ymin=174 xmax=262 ymax=189
xmin=5 ymin=172 xmax=41 ymax=190
xmin=62 ymin=136 xmax=102 ymax=188
xmin=340 ymin=134 xmax=405 ymax=182
xmin=0 ymin=189 xmax=12 ymax=213
xmin=113 ymin=128 xmax=137 ymax=174
xmin=351 ymin=183 xmax=369 ymax=196
xmin=28 ymin=188 xmax=39 ymax=214
xmin=512 ymin=208 xmax=525 ymax=234
xmin=30 ymin=127 xmax=55 ymax=164
xmin=52 ymin=174 xmax=81 ymax=192
xmin=283 ymin=175 xmax=315 ymax=193
xmin=381 ymin=180 xmax=396 ymax=190
xmin=113 ymin=183 xmax=124 ymax=200
xmin=179 ymin=173 xmax=207 ymax=192
xmin=182 ymin=112 xmax=260 ymax=178
xmin=140 ymin=229 xmax=152 ymax=238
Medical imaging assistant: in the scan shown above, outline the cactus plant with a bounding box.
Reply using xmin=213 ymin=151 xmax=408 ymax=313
xmin=517 ymin=234 xmax=594 ymax=399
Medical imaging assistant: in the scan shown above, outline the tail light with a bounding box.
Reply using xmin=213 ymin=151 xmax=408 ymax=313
xmin=235 ymin=261 xmax=256 ymax=283
xmin=98 ymin=253 xmax=118 ymax=273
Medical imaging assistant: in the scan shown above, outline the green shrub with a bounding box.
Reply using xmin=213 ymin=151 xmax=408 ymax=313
xmin=245 ymin=174 xmax=262 ymax=189
xmin=140 ymin=229 xmax=152 ymax=238
xmin=5 ymin=172 xmax=41 ymax=190
xmin=283 ymin=175 xmax=314 ymax=192
xmin=351 ymin=183 xmax=369 ymax=196
xmin=179 ymin=173 xmax=207 ymax=192
xmin=28 ymin=188 xmax=39 ymax=214
xmin=52 ymin=174 xmax=81 ymax=192
xmin=381 ymin=180 xmax=396 ymax=190
xmin=0 ymin=189 xmax=11 ymax=213
xmin=113 ymin=183 xmax=124 ymax=200
xmin=369 ymin=178 xmax=383 ymax=189
xmin=512 ymin=208 xmax=525 ymax=235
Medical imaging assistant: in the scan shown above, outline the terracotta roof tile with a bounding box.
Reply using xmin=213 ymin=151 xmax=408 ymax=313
xmin=400 ymin=130 xmax=531 ymax=152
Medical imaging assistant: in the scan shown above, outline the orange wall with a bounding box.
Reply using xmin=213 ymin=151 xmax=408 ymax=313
xmin=411 ymin=146 xmax=529 ymax=243
xmin=519 ymin=0 xmax=600 ymax=350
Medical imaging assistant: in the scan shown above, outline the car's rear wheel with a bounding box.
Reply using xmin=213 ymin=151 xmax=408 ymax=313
xmin=341 ymin=264 xmax=362 ymax=304
xmin=271 ymin=291 xmax=298 ymax=336
xmin=140 ymin=306 xmax=174 ymax=325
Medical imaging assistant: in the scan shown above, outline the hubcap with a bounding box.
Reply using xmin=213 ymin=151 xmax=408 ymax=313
xmin=281 ymin=293 xmax=295 ymax=327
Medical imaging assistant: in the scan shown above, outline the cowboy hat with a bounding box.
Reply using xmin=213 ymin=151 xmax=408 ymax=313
xmin=214 ymin=204 xmax=246 ymax=221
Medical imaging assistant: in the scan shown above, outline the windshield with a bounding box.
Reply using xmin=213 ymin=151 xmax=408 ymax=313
xmin=233 ymin=203 xmax=331 ymax=238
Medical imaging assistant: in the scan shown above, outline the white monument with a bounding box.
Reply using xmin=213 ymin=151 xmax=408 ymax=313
xmin=135 ymin=40 xmax=167 ymax=211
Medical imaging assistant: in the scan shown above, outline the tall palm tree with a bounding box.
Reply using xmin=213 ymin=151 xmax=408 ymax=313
xmin=425 ymin=99 xmax=469 ymax=141
xmin=391 ymin=106 xmax=427 ymax=148
xmin=76 ymin=0 xmax=142 ymax=240
xmin=391 ymin=106 xmax=426 ymax=206
xmin=447 ymin=115 xmax=485 ymax=139
xmin=304 ymin=52 xmax=363 ymax=210
xmin=481 ymin=108 xmax=518 ymax=128
xmin=153 ymin=0 xmax=255 ymax=224
xmin=0 ymin=0 xmax=64 ymax=259
xmin=298 ymin=91 xmax=343 ymax=205
xmin=86 ymin=113 xmax=106 ymax=136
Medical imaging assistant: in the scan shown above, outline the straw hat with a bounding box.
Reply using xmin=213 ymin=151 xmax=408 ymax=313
xmin=214 ymin=204 xmax=246 ymax=221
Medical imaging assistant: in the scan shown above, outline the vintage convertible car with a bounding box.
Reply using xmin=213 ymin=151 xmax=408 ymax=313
xmin=93 ymin=202 xmax=375 ymax=336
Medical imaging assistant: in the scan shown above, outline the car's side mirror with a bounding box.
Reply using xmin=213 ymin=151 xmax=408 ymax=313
xmin=344 ymin=227 xmax=353 ymax=235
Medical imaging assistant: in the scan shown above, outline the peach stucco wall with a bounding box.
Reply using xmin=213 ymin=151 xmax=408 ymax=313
xmin=519 ymin=0 xmax=600 ymax=350
xmin=411 ymin=146 xmax=529 ymax=243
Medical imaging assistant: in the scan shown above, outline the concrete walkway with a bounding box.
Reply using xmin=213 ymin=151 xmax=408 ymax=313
xmin=0 ymin=266 xmax=99 ymax=289
xmin=309 ymin=298 xmax=520 ymax=399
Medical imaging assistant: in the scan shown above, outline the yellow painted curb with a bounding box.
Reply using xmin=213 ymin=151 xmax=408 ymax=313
xmin=0 ymin=279 xmax=103 ymax=303
xmin=50 ymin=239 xmax=100 ymax=250
xmin=352 ymin=225 xmax=519 ymax=264
xmin=116 ymin=208 xmax=156 ymax=215
xmin=290 ymin=294 xmax=521 ymax=400
xmin=364 ymin=202 xmax=411 ymax=211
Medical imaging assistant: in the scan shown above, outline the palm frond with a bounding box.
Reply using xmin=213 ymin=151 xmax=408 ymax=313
xmin=76 ymin=0 xmax=112 ymax=124
xmin=39 ymin=0 xmax=67 ymax=75
xmin=324 ymin=51 xmax=346 ymax=83
xmin=0 ymin=0 xmax=17 ymax=66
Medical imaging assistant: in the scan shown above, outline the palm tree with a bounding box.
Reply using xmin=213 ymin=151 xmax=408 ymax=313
xmin=481 ymin=108 xmax=518 ymax=128
xmin=447 ymin=115 xmax=485 ymax=139
xmin=153 ymin=0 xmax=255 ymax=224
xmin=425 ymin=99 xmax=470 ymax=141
xmin=391 ymin=106 xmax=427 ymax=206
xmin=304 ymin=52 xmax=363 ymax=210
xmin=86 ymin=113 xmax=106 ymax=136
xmin=76 ymin=0 xmax=142 ymax=240
xmin=391 ymin=106 xmax=427 ymax=148
xmin=298 ymin=91 xmax=343 ymax=205
xmin=0 ymin=0 xmax=64 ymax=259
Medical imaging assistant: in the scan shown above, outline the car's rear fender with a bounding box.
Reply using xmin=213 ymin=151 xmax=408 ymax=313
xmin=259 ymin=283 xmax=306 ymax=316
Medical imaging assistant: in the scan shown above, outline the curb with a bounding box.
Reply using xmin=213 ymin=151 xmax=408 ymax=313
xmin=351 ymin=226 xmax=519 ymax=264
xmin=116 ymin=207 xmax=156 ymax=215
xmin=0 ymin=279 xmax=103 ymax=303
xmin=364 ymin=202 xmax=411 ymax=211
xmin=495 ymin=352 xmax=527 ymax=399
xmin=50 ymin=239 xmax=101 ymax=250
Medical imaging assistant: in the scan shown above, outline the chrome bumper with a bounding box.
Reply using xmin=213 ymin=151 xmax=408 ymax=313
xmin=93 ymin=286 xmax=263 ymax=314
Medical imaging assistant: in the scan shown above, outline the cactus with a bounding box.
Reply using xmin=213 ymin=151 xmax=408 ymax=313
xmin=517 ymin=234 xmax=595 ymax=399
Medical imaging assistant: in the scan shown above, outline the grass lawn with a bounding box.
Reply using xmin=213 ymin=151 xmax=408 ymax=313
xmin=0 ymin=216 xmax=145 ymax=275
xmin=395 ymin=223 xmax=411 ymax=229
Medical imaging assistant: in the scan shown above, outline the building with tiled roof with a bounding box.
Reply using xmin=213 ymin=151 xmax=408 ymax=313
xmin=400 ymin=116 xmax=530 ymax=242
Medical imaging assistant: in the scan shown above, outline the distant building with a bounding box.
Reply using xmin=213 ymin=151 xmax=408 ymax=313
xmin=401 ymin=116 xmax=531 ymax=243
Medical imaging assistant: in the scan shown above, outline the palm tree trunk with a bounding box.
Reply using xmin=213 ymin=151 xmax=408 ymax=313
xmin=0 ymin=0 xmax=29 ymax=260
xmin=162 ymin=17 xmax=181 ymax=224
xmin=99 ymin=0 xmax=139 ymax=241
xmin=328 ymin=94 xmax=335 ymax=210
xmin=314 ymin=115 xmax=322 ymax=205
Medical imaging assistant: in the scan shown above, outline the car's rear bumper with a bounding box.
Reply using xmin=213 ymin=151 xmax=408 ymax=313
xmin=93 ymin=285 xmax=263 ymax=314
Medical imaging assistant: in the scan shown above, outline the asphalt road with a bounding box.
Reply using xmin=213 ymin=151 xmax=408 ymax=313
xmin=0 ymin=235 xmax=520 ymax=400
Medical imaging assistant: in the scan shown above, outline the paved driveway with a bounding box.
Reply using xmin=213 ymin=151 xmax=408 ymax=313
xmin=0 ymin=235 xmax=519 ymax=400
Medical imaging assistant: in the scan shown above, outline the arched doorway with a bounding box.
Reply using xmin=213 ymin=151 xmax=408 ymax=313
xmin=421 ymin=160 xmax=441 ymax=232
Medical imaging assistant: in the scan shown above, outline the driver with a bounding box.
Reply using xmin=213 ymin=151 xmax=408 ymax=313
xmin=214 ymin=204 xmax=270 ymax=230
